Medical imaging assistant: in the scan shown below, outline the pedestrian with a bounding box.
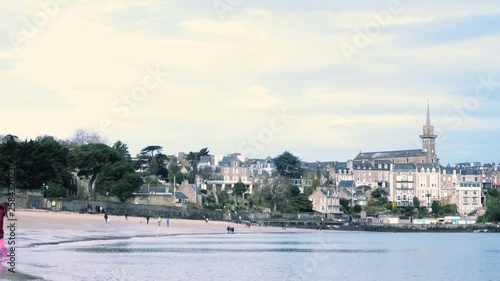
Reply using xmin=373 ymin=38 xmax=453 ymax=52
xmin=146 ymin=215 xmax=150 ymax=225
xmin=158 ymin=216 xmax=162 ymax=226
xmin=167 ymin=218 xmax=170 ymax=227
xmin=104 ymin=213 xmax=109 ymax=224
xmin=125 ymin=212 xmax=128 ymax=221
xmin=0 ymin=202 xmax=9 ymax=259
xmin=227 ymin=226 xmax=230 ymax=234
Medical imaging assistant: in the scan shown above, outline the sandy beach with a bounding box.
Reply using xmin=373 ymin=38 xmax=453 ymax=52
xmin=2 ymin=209 xmax=312 ymax=280
xmin=15 ymin=209 xmax=307 ymax=234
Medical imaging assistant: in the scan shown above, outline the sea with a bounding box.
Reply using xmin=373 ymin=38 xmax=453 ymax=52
xmin=6 ymin=230 xmax=500 ymax=281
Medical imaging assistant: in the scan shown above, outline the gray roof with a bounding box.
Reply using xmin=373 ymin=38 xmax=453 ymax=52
xmin=218 ymin=155 xmax=247 ymax=167
xmin=338 ymin=180 xmax=355 ymax=188
xmin=175 ymin=192 xmax=188 ymax=199
xmin=136 ymin=184 xmax=168 ymax=194
xmin=416 ymin=163 xmax=440 ymax=171
xmin=319 ymin=189 xmax=336 ymax=196
xmin=355 ymin=149 xmax=425 ymax=160
xmin=392 ymin=163 xmax=417 ymax=172
xmin=353 ymin=161 xmax=373 ymax=170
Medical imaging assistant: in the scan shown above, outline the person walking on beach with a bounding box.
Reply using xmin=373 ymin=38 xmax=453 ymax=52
xmin=167 ymin=218 xmax=170 ymax=227
xmin=125 ymin=212 xmax=128 ymax=221
xmin=104 ymin=213 xmax=109 ymax=224
xmin=146 ymin=215 xmax=150 ymax=225
xmin=158 ymin=216 xmax=162 ymax=226
xmin=0 ymin=202 xmax=9 ymax=259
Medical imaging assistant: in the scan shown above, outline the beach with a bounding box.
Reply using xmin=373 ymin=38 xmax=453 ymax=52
xmin=2 ymin=209 xmax=310 ymax=280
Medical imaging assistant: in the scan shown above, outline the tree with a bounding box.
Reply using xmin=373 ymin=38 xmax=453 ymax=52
xmin=371 ymin=188 xmax=385 ymax=199
xmin=0 ymin=135 xmax=73 ymax=194
xmin=431 ymin=201 xmax=442 ymax=214
xmin=140 ymin=145 xmax=163 ymax=158
xmin=233 ymin=181 xmax=247 ymax=198
xmin=340 ymin=198 xmax=350 ymax=210
xmin=268 ymin=176 xmax=291 ymax=213
xmin=69 ymin=129 xmax=108 ymax=145
xmin=413 ymin=196 xmax=420 ymax=208
xmin=112 ymin=140 xmax=131 ymax=161
xmin=69 ymin=143 xmax=121 ymax=200
xmin=353 ymin=204 xmax=362 ymax=213
xmin=274 ymin=151 xmax=303 ymax=179
xmin=292 ymin=194 xmax=313 ymax=212
xmin=186 ymin=147 xmax=209 ymax=181
xmin=95 ymin=161 xmax=143 ymax=202
xmin=290 ymin=185 xmax=301 ymax=197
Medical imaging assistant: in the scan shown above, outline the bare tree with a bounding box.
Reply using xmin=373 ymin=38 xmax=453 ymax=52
xmin=70 ymin=129 xmax=108 ymax=145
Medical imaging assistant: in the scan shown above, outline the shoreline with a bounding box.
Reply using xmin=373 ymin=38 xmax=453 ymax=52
xmin=4 ymin=209 xmax=313 ymax=280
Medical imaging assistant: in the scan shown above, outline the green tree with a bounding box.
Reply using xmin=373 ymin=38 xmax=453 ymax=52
xmin=290 ymin=185 xmax=301 ymax=197
xmin=96 ymin=161 xmax=143 ymax=202
xmin=69 ymin=143 xmax=121 ymax=200
xmin=353 ymin=204 xmax=362 ymax=213
xmin=140 ymin=145 xmax=163 ymax=158
xmin=340 ymin=198 xmax=350 ymax=210
xmin=371 ymin=188 xmax=385 ymax=198
xmin=0 ymin=135 xmax=73 ymax=194
xmin=431 ymin=201 xmax=442 ymax=214
xmin=233 ymin=181 xmax=247 ymax=197
xmin=112 ymin=140 xmax=131 ymax=161
xmin=274 ymin=151 xmax=303 ymax=179
xmin=413 ymin=196 xmax=420 ymax=208
xmin=292 ymin=194 xmax=313 ymax=212
xmin=186 ymin=147 xmax=209 ymax=181
xmin=442 ymin=204 xmax=457 ymax=215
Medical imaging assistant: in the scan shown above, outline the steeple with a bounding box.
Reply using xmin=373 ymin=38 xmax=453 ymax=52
xmin=423 ymin=101 xmax=434 ymax=135
xmin=420 ymin=102 xmax=437 ymax=163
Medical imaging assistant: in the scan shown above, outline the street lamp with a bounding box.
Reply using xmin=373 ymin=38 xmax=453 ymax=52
xmin=42 ymin=183 xmax=49 ymax=197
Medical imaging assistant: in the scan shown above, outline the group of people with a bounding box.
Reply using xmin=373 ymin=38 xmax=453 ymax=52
xmin=103 ymin=213 xmax=171 ymax=227
xmin=86 ymin=203 xmax=110 ymax=214
xmin=154 ymin=215 xmax=170 ymax=227
xmin=226 ymin=226 xmax=235 ymax=234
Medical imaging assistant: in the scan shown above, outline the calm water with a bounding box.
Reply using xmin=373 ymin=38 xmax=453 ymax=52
xmin=11 ymin=231 xmax=500 ymax=281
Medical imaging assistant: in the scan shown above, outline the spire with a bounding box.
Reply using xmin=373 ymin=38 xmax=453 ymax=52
xmin=425 ymin=100 xmax=431 ymax=133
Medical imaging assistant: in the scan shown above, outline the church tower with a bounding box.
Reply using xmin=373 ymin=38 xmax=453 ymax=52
xmin=419 ymin=103 xmax=437 ymax=163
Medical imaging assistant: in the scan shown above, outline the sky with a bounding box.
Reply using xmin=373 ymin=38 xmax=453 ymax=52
xmin=1 ymin=0 xmax=499 ymax=165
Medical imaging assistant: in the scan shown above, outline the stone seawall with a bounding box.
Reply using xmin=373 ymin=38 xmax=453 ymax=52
xmin=61 ymin=200 xmax=223 ymax=220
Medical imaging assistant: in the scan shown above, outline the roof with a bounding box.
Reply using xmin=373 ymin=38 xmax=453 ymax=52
xmin=392 ymin=163 xmax=417 ymax=172
xmin=218 ymin=155 xmax=247 ymax=167
xmin=136 ymin=185 xmax=168 ymax=194
xmin=355 ymin=149 xmax=425 ymax=160
xmin=175 ymin=192 xmax=188 ymax=199
xmin=320 ymin=189 xmax=336 ymax=196
xmin=338 ymin=180 xmax=355 ymax=188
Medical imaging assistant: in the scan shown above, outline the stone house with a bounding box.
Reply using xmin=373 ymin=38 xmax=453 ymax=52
xmin=308 ymin=186 xmax=342 ymax=216
xmin=389 ymin=163 xmax=416 ymax=207
xmin=178 ymin=180 xmax=202 ymax=206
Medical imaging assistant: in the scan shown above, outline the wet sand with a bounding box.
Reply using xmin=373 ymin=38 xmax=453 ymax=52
xmin=15 ymin=209 xmax=305 ymax=234
xmin=3 ymin=209 xmax=310 ymax=280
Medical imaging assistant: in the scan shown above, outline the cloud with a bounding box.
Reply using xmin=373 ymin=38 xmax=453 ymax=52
xmin=1 ymin=0 xmax=499 ymax=163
